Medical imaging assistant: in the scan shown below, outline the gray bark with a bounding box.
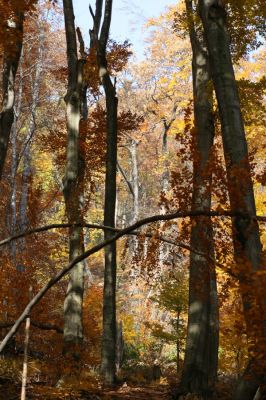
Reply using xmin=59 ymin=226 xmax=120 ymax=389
xmin=199 ymin=1 xmax=264 ymax=397
xmin=0 ymin=11 xmax=24 ymax=179
xmin=128 ymin=139 xmax=139 ymax=223
xmin=62 ymin=0 xmax=86 ymax=353
xmin=91 ymin=0 xmax=117 ymax=384
xmin=180 ymin=1 xmax=218 ymax=397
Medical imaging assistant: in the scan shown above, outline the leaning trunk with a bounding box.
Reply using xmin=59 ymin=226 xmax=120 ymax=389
xmin=199 ymin=1 xmax=265 ymax=398
xmin=179 ymin=1 xmax=218 ymax=397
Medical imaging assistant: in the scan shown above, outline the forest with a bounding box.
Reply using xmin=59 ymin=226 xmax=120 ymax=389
xmin=0 ymin=0 xmax=265 ymax=399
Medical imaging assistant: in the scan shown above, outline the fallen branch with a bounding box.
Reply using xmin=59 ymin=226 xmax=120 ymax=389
xmin=0 ymin=208 xmax=261 ymax=353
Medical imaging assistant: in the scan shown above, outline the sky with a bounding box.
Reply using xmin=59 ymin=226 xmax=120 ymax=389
xmin=73 ymin=0 xmax=176 ymax=59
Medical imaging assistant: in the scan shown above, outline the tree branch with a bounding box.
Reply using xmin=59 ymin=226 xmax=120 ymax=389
xmin=0 ymin=321 xmax=63 ymax=334
xmin=0 ymin=208 xmax=263 ymax=353
xmin=117 ymin=161 xmax=135 ymax=198
xmin=0 ymin=210 xmax=265 ymax=248
xmin=76 ymin=27 xmax=85 ymax=59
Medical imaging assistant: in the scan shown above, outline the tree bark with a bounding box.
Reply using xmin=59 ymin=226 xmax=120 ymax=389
xmin=179 ymin=1 xmax=218 ymax=397
xmin=128 ymin=139 xmax=139 ymax=223
xmin=199 ymin=0 xmax=265 ymax=397
xmin=91 ymin=0 xmax=117 ymax=384
xmin=62 ymin=0 xmax=86 ymax=356
xmin=0 ymin=11 xmax=24 ymax=179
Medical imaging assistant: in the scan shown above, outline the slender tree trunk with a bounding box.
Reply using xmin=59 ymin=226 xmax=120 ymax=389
xmin=92 ymin=0 xmax=117 ymax=384
xmin=199 ymin=1 xmax=265 ymax=398
xmin=101 ymin=48 xmax=118 ymax=387
xmin=128 ymin=139 xmax=139 ymax=223
xmin=176 ymin=311 xmax=180 ymax=370
xmin=62 ymin=0 xmax=86 ymax=356
xmin=127 ymin=139 xmax=139 ymax=255
xmin=179 ymin=1 xmax=218 ymax=397
xmin=0 ymin=11 xmax=24 ymax=179
xmin=20 ymin=287 xmax=32 ymax=400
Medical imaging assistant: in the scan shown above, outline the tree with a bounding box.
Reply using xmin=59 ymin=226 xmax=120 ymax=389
xmin=62 ymin=0 xmax=87 ymax=356
xmin=178 ymin=1 xmax=218 ymax=397
xmin=89 ymin=0 xmax=118 ymax=384
xmin=199 ymin=1 xmax=265 ymax=398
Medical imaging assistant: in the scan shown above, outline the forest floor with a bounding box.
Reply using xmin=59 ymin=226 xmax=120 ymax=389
xmin=0 ymin=379 xmax=235 ymax=400
xmin=0 ymin=357 xmax=235 ymax=400
xmin=1 ymin=381 xmax=171 ymax=400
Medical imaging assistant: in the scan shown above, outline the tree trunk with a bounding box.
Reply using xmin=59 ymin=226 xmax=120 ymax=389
xmin=176 ymin=311 xmax=180 ymax=370
xmin=20 ymin=287 xmax=32 ymax=400
xmin=0 ymin=11 xmax=24 ymax=179
xmin=179 ymin=1 xmax=218 ymax=397
xmin=199 ymin=1 xmax=265 ymax=397
xmin=92 ymin=0 xmax=117 ymax=384
xmin=62 ymin=0 xmax=86 ymax=356
xmin=101 ymin=48 xmax=118 ymax=387
xmin=128 ymin=139 xmax=139 ymax=223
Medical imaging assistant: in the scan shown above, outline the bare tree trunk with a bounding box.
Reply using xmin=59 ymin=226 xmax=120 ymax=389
xmin=179 ymin=1 xmax=218 ymax=397
xmin=0 ymin=11 xmax=24 ymax=179
xmin=199 ymin=1 xmax=265 ymax=398
xmin=62 ymin=0 xmax=86 ymax=356
xmin=127 ymin=138 xmax=139 ymax=255
xmin=128 ymin=139 xmax=139 ymax=223
xmin=101 ymin=37 xmax=118 ymax=387
xmin=91 ymin=0 xmax=117 ymax=384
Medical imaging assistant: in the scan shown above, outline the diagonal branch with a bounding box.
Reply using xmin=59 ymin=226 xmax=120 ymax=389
xmin=117 ymin=161 xmax=135 ymax=198
xmin=0 ymin=208 xmax=263 ymax=353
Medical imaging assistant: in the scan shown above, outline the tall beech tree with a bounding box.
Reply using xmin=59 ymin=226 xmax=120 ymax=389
xmin=90 ymin=0 xmax=118 ymax=384
xmin=178 ymin=1 xmax=218 ymax=397
xmin=62 ymin=0 xmax=87 ymax=355
xmin=199 ymin=1 xmax=265 ymax=398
